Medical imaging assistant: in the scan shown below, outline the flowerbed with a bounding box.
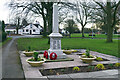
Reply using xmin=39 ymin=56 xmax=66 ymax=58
xmin=40 ymin=63 xmax=120 ymax=76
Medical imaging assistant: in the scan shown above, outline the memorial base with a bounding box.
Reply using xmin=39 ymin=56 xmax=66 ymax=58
xmin=48 ymin=49 xmax=66 ymax=59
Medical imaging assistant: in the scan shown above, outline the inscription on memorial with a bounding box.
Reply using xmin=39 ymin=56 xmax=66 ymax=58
xmin=57 ymin=40 xmax=60 ymax=49
xmin=53 ymin=40 xmax=57 ymax=49
xmin=53 ymin=40 xmax=60 ymax=49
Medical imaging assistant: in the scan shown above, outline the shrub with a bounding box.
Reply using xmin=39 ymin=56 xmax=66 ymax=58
xmin=2 ymin=32 xmax=7 ymax=42
xmin=61 ymin=69 xmax=65 ymax=72
xmin=0 ymin=31 xmax=2 ymax=42
xmin=73 ymin=66 xmax=80 ymax=71
xmin=96 ymin=57 xmax=103 ymax=61
xmin=39 ymin=52 xmax=44 ymax=54
xmin=33 ymin=52 xmax=39 ymax=61
xmin=49 ymin=69 xmax=55 ymax=74
xmin=114 ymin=63 xmax=120 ymax=67
xmin=86 ymin=49 xmax=90 ymax=57
xmin=95 ymin=64 xmax=105 ymax=70
xmin=82 ymin=53 xmax=86 ymax=55
xmin=108 ymin=64 xmax=114 ymax=67
xmin=87 ymin=66 xmax=95 ymax=71
xmin=28 ymin=46 xmax=31 ymax=52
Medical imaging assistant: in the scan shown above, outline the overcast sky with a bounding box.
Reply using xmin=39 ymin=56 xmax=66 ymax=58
xmin=0 ymin=0 xmax=10 ymax=23
xmin=0 ymin=0 xmax=118 ymax=29
xmin=0 ymin=0 xmax=92 ymax=29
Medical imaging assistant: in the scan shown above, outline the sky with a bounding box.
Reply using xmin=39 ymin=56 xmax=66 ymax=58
xmin=1 ymin=0 xmax=118 ymax=29
xmin=0 ymin=0 xmax=93 ymax=30
xmin=0 ymin=0 xmax=10 ymax=24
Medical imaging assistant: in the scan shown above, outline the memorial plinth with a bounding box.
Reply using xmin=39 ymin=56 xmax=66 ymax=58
xmin=48 ymin=4 xmax=66 ymax=59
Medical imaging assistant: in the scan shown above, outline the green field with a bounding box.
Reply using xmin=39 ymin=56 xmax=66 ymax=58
xmin=71 ymin=33 xmax=120 ymax=38
xmin=17 ymin=38 xmax=119 ymax=57
xmin=0 ymin=37 xmax=12 ymax=47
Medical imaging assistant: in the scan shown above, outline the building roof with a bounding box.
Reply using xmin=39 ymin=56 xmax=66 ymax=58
xmin=5 ymin=24 xmax=22 ymax=29
xmin=5 ymin=24 xmax=16 ymax=29
xmin=5 ymin=23 xmax=43 ymax=29
xmin=24 ymin=23 xmax=43 ymax=29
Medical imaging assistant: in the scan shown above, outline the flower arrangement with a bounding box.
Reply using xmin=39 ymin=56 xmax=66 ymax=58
xmin=85 ymin=49 xmax=93 ymax=58
xmin=80 ymin=49 xmax=96 ymax=63
xmin=28 ymin=52 xmax=44 ymax=61
xmin=27 ymin=52 xmax=45 ymax=67
xmin=81 ymin=49 xmax=94 ymax=58
xmin=23 ymin=46 xmax=34 ymax=57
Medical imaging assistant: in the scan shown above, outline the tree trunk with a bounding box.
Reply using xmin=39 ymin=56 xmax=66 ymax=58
xmin=69 ymin=33 xmax=71 ymax=38
xmin=106 ymin=1 xmax=113 ymax=42
xmin=107 ymin=27 xmax=113 ymax=42
xmin=81 ymin=26 xmax=84 ymax=37
xmin=47 ymin=3 xmax=53 ymax=44
xmin=43 ymin=17 xmax=47 ymax=37
xmin=17 ymin=18 xmax=20 ymax=34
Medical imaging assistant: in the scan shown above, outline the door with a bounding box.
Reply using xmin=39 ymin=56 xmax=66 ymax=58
xmin=30 ymin=30 xmax=32 ymax=35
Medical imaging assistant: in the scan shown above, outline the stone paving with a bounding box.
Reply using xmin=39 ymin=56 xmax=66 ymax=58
xmin=19 ymin=50 xmax=119 ymax=79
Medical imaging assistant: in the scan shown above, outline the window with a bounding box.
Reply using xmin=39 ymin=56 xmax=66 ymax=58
xmin=26 ymin=29 xmax=28 ymax=32
xmin=30 ymin=24 xmax=32 ymax=28
xmin=33 ymin=29 xmax=35 ymax=32
xmin=23 ymin=30 xmax=24 ymax=32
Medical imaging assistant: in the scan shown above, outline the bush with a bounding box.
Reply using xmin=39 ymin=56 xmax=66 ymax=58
xmin=96 ymin=57 xmax=103 ymax=61
xmin=0 ymin=31 xmax=2 ymax=42
xmin=0 ymin=32 xmax=7 ymax=42
xmin=114 ymin=63 xmax=120 ymax=67
xmin=95 ymin=64 xmax=105 ymax=70
xmin=2 ymin=32 xmax=7 ymax=42
xmin=33 ymin=52 xmax=39 ymax=61
xmin=73 ymin=66 xmax=80 ymax=71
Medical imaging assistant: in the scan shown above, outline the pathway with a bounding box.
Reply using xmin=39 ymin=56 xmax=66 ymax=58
xmin=2 ymin=37 xmax=25 ymax=79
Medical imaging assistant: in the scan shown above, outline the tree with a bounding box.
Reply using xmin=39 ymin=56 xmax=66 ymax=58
xmin=65 ymin=19 xmax=75 ymax=38
xmin=75 ymin=1 xmax=92 ymax=37
xmin=0 ymin=21 xmax=2 ymax=42
xmin=92 ymin=0 xmax=120 ymax=42
xmin=16 ymin=17 xmax=20 ymax=34
xmin=22 ymin=18 xmax=28 ymax=26
xmin=1 ymin=20 xmax=7 ymax=42
xmin=9 ymin=1 xmax=75 ymax=37
xmin=0 ymin=21 xmax=2 ymax=31
xmin=9 ymin=1 xmax=49 ymax=37
xmin=2 ymin=20 xmax=5 ymax=32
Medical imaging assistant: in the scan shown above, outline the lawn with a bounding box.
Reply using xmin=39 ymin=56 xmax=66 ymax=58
xmin=71 ymin=33 xmax=120 ymax=38
xmin=0 ymin=37 xmax=12 ymax=47
xmin=17 ymin=38 xmax=119 ymax=57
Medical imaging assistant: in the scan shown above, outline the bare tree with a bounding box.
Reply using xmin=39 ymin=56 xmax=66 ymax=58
xmin=87 ymin=0 xmax=120 ymax=42
xmin=75 ymin=1 xmax=92 ymax=37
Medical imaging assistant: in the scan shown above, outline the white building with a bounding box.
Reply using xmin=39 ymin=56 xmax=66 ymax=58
xmin=18 ymin=24 xmax=43 ymax=35
xmin=5 ymin=24 xmax=17 ymax=34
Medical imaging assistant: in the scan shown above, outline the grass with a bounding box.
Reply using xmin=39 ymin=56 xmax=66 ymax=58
xmin=0 ymin=37 xmax=12 ymax=47
xmin=17 ymin=38 xmax=119 ymax=57
xmin=71 ymin=33 xmax=120 ymax=38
